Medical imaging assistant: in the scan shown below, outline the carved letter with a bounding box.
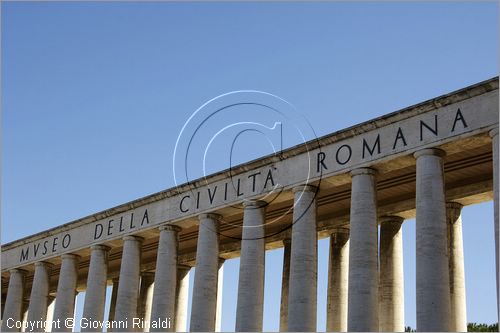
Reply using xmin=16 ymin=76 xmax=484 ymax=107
xmin=236 ymin=179 xmax=244 ymax=196
xmin=130 ymin=213 xmax=136 ymax=229
xmin=317 ymin=152 xmax=328 ymax=173
xmin=180 ymin=195 xmax=190 ymax=213
xmin=393 ymin=127 xmax=407 ymax=149
xmin=52 ymin=237 xmax=58 ymax=253
xmin=20 ymin=248 xmax=29 ymax=262
xmin=62 ymin=234 xmax=71 ymax=248
xmin=264 ymin=169 xmax=275 ymax=189
xmin=94 ymin=223 xmax=103 ymax=240
xmin=335 ymin=144 xmax=352 ymax=165
xmin=33 ymin=243 xmax=41 ymax=257
xmin=119 ymin=217 xmax=125 ymax=232
xmin=107 ymin=220 xmax=114 ymax=235
xmin=420 ymin=115 xmax=438 ymax=140
xmin=362 ymin=134 xmax=381 ymax=159
xmin=42 ymin=240 xmax=48 ymax=255
xmin=208 ymin=186 xmax=218 ymax=204
xmin=247 ymin=172 xmax=261 ymax=192
xmin=141 ymin=211 xmax=149 ymax=226
xmin=451 ymin=108 xmax=468 ymax=132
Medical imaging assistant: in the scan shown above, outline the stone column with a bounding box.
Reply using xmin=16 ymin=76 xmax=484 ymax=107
xmin=279 ymin=238 xmax=291 ymax=332
xmin=21 ymin=296 xmax=30 ymax=332
xmin=107 ymin=278 xmax=119 ymax=331
xmin=174 ymin=265 xmax=191 ymax=332
xmin=414 ymin=148 xmax=451 ymax=332
xmin=189 ymin=213 xmax=221 ymax=332
xmin=379 ymin=216 xmax=405 ymax=332
xmin=45 ymin=296 xmax=55 ymax=332
xmin=82 ymin=245 xmax=110 ymax=332
xmin=446 ymin=202 xmax=467 ymax=332
xmin=114 ymin=236 xmax=143 ymax=332
xmin=137 ymin=272 xmax=155 ymax=332
xmin=53 ymin=254 xmax=80 ymax=332
xmin=348 ymin=168 xmax=378 ymax=332
xmin=235 ymin=200 xmax=266 ymax=332
xmin=490 ymin=127 xmax=499 ymax=314
xmin=326 ymin=229 xmax=349 ymax=332
xmin=150 ymin=225 xmax=181 ymax=332
xmin=26 ymin=262 xmax=52 ymax=332
xmin=287 ymin=185 xmax=318 ymax=332
xmin=21 ymin=299 xmax=29 ymax=333
xmin=2 ymin=269 xmax=27 ymax=332
xmin=215 ymin=259 xmax=224 ymax=332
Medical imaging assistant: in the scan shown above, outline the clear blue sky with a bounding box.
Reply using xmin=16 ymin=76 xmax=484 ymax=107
xmin=2 ymin=2 xmax=498 ymax=331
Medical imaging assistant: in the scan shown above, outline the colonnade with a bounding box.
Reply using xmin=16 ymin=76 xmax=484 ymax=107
xmin=2 ymin=140 xmax=499 ymax=332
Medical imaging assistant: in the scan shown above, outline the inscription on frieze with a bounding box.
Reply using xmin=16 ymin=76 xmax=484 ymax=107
xmin=3 ymin=89 xmax=497 ymax=270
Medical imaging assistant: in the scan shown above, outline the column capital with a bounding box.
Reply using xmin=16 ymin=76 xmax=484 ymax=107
xmin=489 ymin=127 xmax=499 ymax=138
xmin=330 ymin=227 xmax=350 ymax=236
xmin=199 ymin=213 xmax=222 ymax=221
xmin=34 ymin=261 xmax=54 ymax=269
xmin=292 ymin=184 xmax=318 ymax=193
xmin=9 ymin=268 xmax=27 ymax=276
xmin=177 ymin=264 xmax=192 ymax=271
xmin=140 ymin=271 xmax=155 ymax=278
xmin=282 ymin=237 xmax=292 ymax=246
xmin=350 ymin=167 xmax=377 ymax=177
xmin=446 ymin=201 xmax=463 ymax=210
xmin=414 ymin=148 xmax=446 ymax=159
xmin=243 ymin=199 xmax=268 ymax=208
xmin=330 ymin=228 xmax=349 ymax=247
xmin=61 ymin=253 xmax=81 ymax=261
xmin=91 ymin=244 xmax=111 ymax=252
xmin=379 ymin=215 xmax=404 ymax=226
xmin=123 ymin=235 xmax=144 ymax=242
xmin=159 ymin=224 xmax=182 ymax=233
xmin=446 ymin=202 xmax=463 ymax=224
